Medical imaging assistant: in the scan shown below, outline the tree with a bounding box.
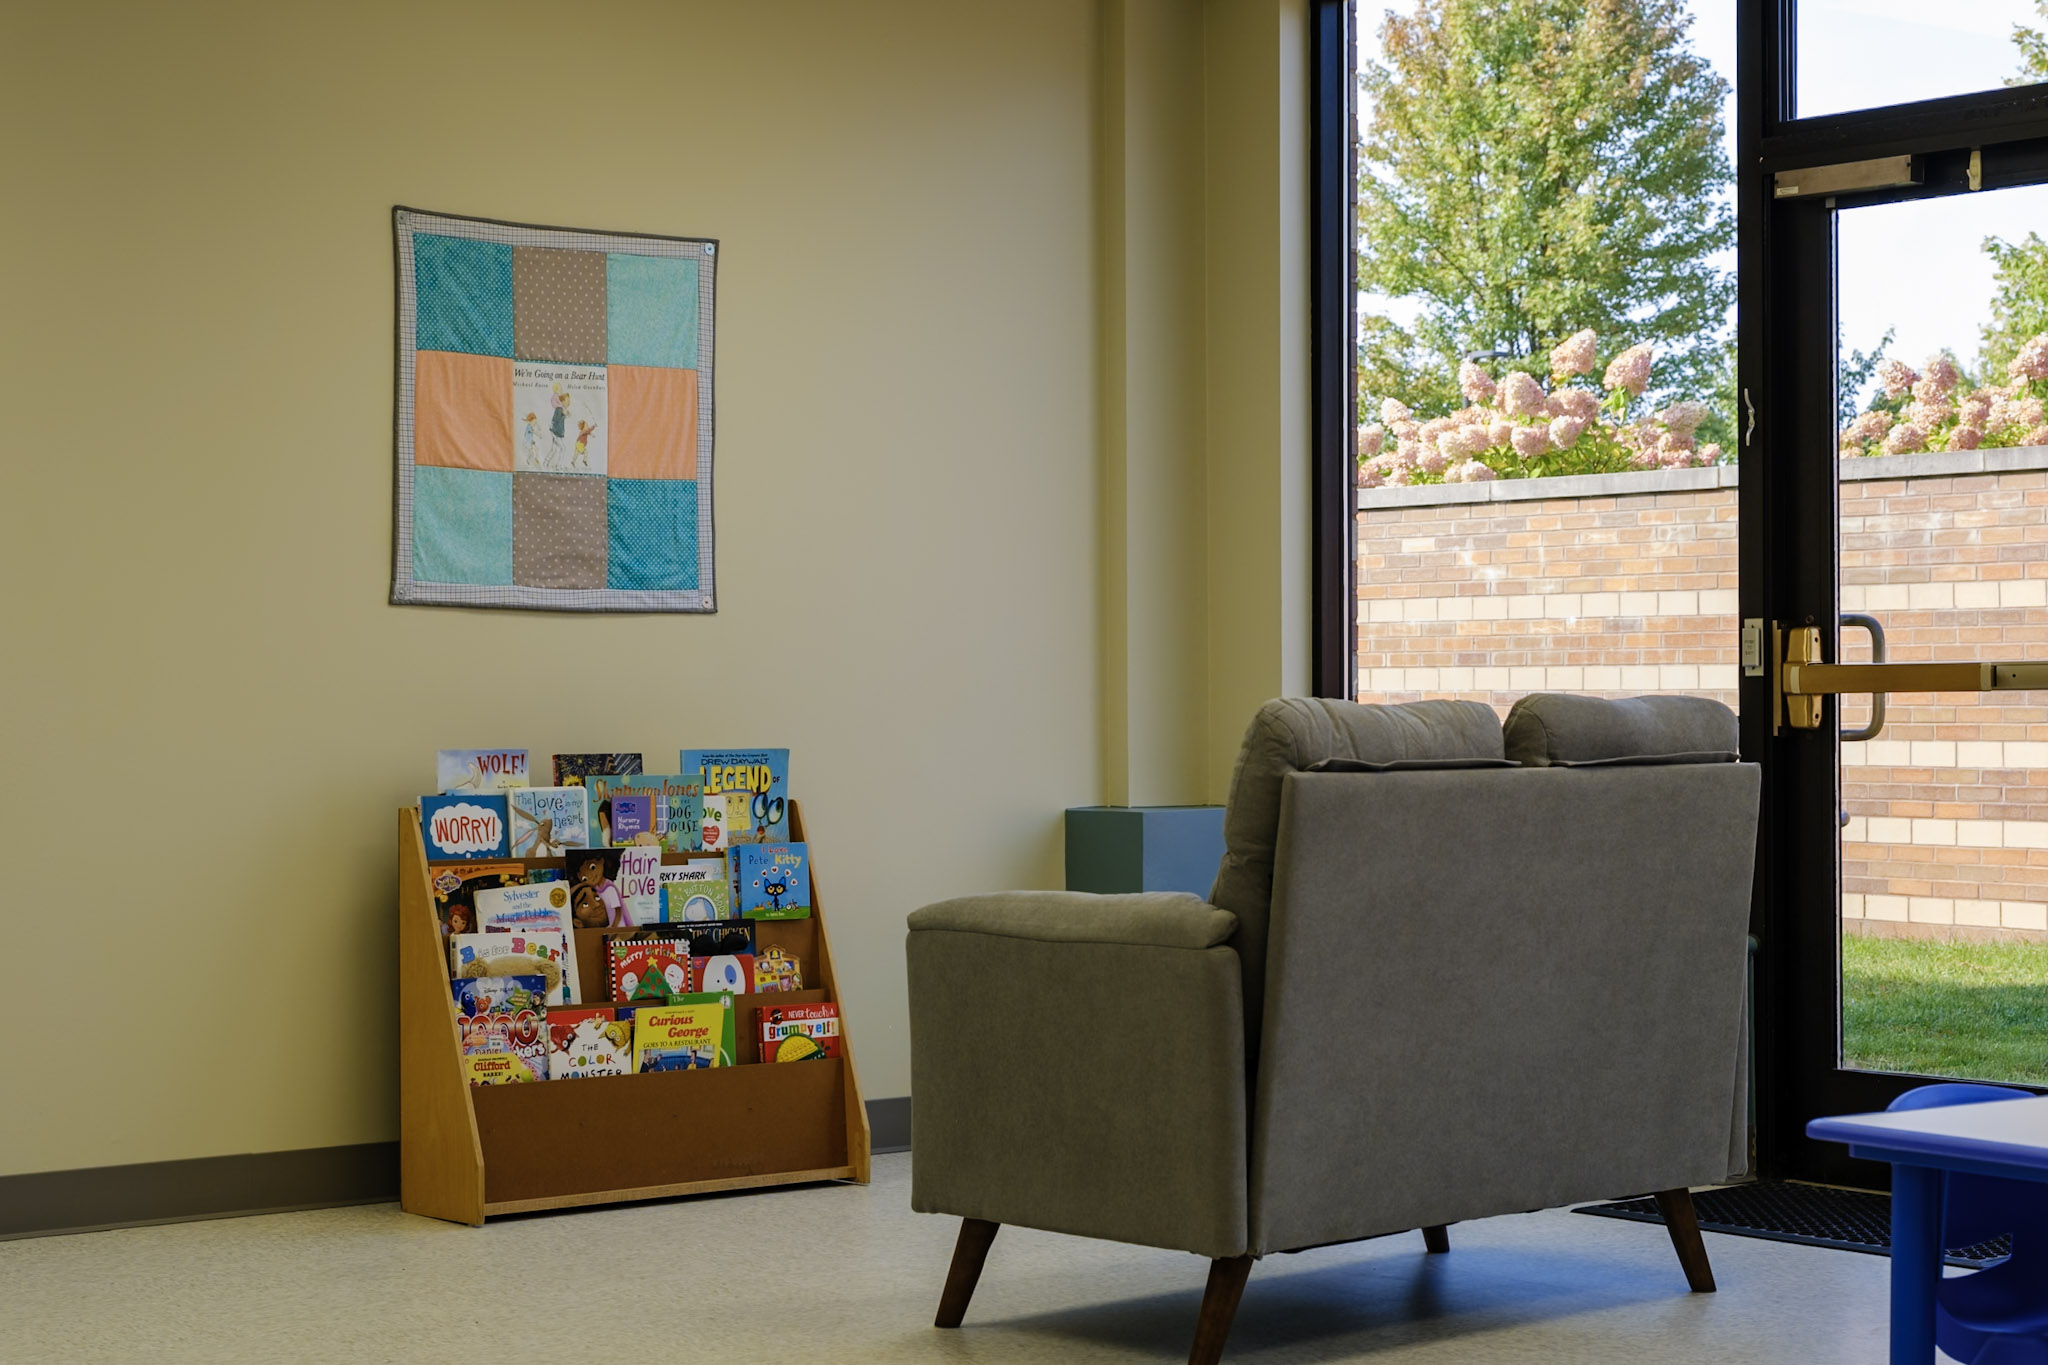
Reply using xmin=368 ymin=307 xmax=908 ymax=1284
xmin=1980 ymin=233 xmax=2048 ymax=379
xmin=2008 ymin=1 xmax=2048 ymax=85
xmin=1356 ymin=0 xmax=1734 ymax=418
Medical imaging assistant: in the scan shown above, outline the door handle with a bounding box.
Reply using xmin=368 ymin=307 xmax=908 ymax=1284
xmin=1776 ymin=622 xmax=2048 ymax=732
xmin=1838 ymin=614 xmax=1887 ymax=742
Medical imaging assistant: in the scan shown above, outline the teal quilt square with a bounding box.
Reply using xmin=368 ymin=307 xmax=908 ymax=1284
xmin=414 ymin=234 xmax=513 ymax=357
xmin=412 ymin=466 xmax=514 ymax=584
xmin=606 ymin=254 xmax=699 ymax=369
xmin=607 ymin=478 xmax=699 ymax=591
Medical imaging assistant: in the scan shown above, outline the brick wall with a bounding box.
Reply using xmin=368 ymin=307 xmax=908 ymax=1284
xmin=1355 ymin=447 xmax=2048 ymax=941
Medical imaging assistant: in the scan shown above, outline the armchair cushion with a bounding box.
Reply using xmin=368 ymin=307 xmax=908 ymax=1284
xmin=1504 ymin=692 xmax=1738 ymax=767
xmin=908 ymin=890 xmax=1235 ymax=950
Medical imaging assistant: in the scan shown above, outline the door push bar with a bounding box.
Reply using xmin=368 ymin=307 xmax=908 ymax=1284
xmin=1775 ymin=622 xmax=2048 ymax=734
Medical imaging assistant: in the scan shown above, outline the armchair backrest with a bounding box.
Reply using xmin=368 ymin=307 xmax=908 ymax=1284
xmin=1208 ymin=698 xmax=1505 ymax=1066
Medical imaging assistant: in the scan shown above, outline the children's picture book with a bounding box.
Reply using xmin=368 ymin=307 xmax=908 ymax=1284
xmin=607 ymin=938 xmax=693 ymax=1003
xmin=759 ymin=1002 xmax=842 ymax=1063
xmin=474 ymin=882 xmax=583 ymax=1002
xmin=436 ymin=749 xmax=530 ymax=793
xmin=660 ymin=860 xmax=732 ymax=922
xmin=561 ymin=847 xmax=627 ymax=929
xmin=452 ymin=975 xmax=549 ymax=1083
xmin=698 ymin=792 xmax=728 ymax=852
xmin=552 ymin=753 xmax=644 ymax=787
xmin=428 ymin=861 xmax=525 ymax=937
xmin=681 ymin=749 xmax=790 ymax=843
xmin=421 ymin=793 xmax=510 ymax=860
xmin=617 ymin=845 xmax=664 ymax=924
xmin=634 ymin=993 xmax=735 ymax=1071
xmin=451 ymin=929 xmax=574 ymax=1005
xmin=545 ymin=1005 xmax=635 ymax=1080
xmin=506 ymin=785 xmax=589 ymax=858
xmin=753 ymin=944 xmax=803 ymax=993
xmin=579 ymin=771 xmax=642 ymax=846
xmin=695 ymin=952 xmax=754 ymax=995
xmin=609 ymin=794 xmax=655 ymax=845
xmin=620 ymin=774 xmax=704 ymax=852
xmin=736 ymin=843 xmax=812 ymax=920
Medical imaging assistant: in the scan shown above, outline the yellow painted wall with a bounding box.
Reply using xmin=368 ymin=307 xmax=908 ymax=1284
xmin=1 ymin=0 xmax=1103 ymax=1176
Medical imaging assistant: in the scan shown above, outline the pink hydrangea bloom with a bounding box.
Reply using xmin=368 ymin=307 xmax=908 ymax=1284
xmin=1550 ymin=329 xmax=1598 ymax=380
xmin=1906 ymin=397 xmax=1952 ymax=429
xmin=1698 ymin=443 xmax=1724 ymax=464
xmin=1380 ymin=397 xmax=1413 ymax=425
xmin=1882 ymin=422 xmax=1927 ymax=455
xmin=1391 ymin=418 xmax=1419 ymax=440
xmin=1434 ymin=427 xmax=1473 ymax=460
xmin=1628 ymin=448 xmax=1659 ymax=469
xmin=1461 ymin=423 xmax=1490 ymax=452
xmin=1549 ymin=414 xmax=1587 ymax=449
xmin=1959 ymin=395 xmax=1992 ymax=429
xmin=1510 ymin=424 xmax=1552 ymax=459
xmin=1385 ymin=466 xmax=1411 ymax=486
xmin=1500 ymin=371 xmax=1547 ymax=417
xmin=1657 ymin=401 xmax=1709 ymax=437
xmin=1488 ymin=419 xmax=1514 ymax=448
xmin=1551 ymin=386 xmax=1600 ymax=422
xmin=1355 ymin=461 xmax=1382 ymax=488
xmin=1660 ymin=446 xmax=1697 ymax=469
xmin=1845 ymin=410 xmax=1893 ymax=444
xmin=1357 ymin=423 xmax=1386 ymax=457
xmin=1660 ymin=431 xmax=1695 ymax=455
xmin=2020 ymin=397 xmax=2047 ymax=428
xmin=1394 ymin=437 xmax=1422 ymax=467
xmin=1919 ymin=355 xmax=1960 ymax=397
xmin=1951 ymin=425 xmax=1984 ymax=450
xmin=2011 ymin=335 xmax=2048 ymax=382
xmin=1603 ymin=343 xmax=1654 ymax=397
xmin=2026 ymin=425 xmax=2048 ymax=448
xmin=1417 ymin=447 xmax=1448 ymax=474
xmin=1458 ymin=360 xmax=1497 ymax=404
xmin=1448 ymin=458 xmax=1496 ymax=483
xmin=1878 ymin=359 xmax=1919 ymax=399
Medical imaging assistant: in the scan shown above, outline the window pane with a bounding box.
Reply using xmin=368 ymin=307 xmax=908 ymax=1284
xmin=1797 ymin=1 xmax=2048 ymax=120
xmin=1352 ymin=0 xmax=1738 ymax=717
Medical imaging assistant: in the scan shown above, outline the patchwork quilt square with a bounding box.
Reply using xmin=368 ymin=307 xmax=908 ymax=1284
xmin=393 ymin=208 xmax=715 ymax=611
xmin=513 ymin=473 xmax=608 ymax=589
xmin=414 ymin=351 xmax=514 ymax=471
xmin=412 ymin=467 xmax=513 ymax=585
xmin=413 ymin=234 xmax=513 ymax=357
xmin=607 ymin=365 xmax=698 ymax=480
xmin=513 ymin=246 xmax=607 ymax=364
xmin=607 ymin=254 xmax=700 ymax=369
xmin=608 ymin=478 xmax=700 ymax=592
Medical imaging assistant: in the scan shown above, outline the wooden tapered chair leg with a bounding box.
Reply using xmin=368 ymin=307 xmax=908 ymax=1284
xmin=934 ymin=1218 xmax=1001 ymax=1328
xmin=1188 ymin=1254 xmax=1254 ymax=1365
xmin=1421 ymin=1224 xmax=1451 ymax=1254
xmin=1653 ymin=1188 xmax=1717 ymax=1293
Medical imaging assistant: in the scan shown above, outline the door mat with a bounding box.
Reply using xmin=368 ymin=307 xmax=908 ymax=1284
xmin=1573 ymin=1180 xmax=2010 ymax=1269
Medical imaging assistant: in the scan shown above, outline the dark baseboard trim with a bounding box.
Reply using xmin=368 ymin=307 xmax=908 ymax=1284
xmin=2 ymin=1097 xmax=913 ymax=1240
xmin=0 ymin=1142 xmax=399 ymax=1241
xmin=869 ymin=1095 xmax=911 ymax=1154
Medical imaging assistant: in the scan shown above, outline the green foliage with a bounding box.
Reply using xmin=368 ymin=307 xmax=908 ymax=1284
xmin=1980 ymin=232 xmax=2048 ymax=378
xmin=1839 ymin=326 xmax=1895 ymax=427
xmin=1356 ymin=0 xmax=1734 ymax=419
xmin=2009 ymin=2 xmax=2048 ymax=86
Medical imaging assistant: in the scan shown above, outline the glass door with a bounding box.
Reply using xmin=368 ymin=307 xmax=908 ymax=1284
xmin=1744 ymin=0 xmax=2048 ymax=1184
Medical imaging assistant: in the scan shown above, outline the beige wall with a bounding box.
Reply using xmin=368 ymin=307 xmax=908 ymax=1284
xmin=2 ymin=0 xmax=1309 ymax=1177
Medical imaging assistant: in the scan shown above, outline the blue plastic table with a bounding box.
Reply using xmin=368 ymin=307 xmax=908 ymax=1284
xmin=1808 ymin=1095 xmax=2048 ymax=1364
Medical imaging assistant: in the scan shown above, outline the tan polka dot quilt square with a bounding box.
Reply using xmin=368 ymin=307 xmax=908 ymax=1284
xmin=513 ymin=246 xmax=607 ymax=364
xmin=512 ymin=472 xmax=608 ymax=588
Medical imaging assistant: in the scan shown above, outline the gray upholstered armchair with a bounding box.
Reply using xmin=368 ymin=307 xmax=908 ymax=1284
xmin=906 ymin=695 xmax=1760 ymax=1364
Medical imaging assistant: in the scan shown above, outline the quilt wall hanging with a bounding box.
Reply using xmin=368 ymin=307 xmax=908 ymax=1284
xmin=391 ymin=207 xmax=717 ymax=612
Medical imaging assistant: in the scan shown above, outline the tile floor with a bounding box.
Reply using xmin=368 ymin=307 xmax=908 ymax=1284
xmin=0 ymin=1154 xmax=1893 ymax=1362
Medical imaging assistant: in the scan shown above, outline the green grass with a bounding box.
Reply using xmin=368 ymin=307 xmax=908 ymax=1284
xmin=1842 ymin=935 xmax=2048 ymax=1085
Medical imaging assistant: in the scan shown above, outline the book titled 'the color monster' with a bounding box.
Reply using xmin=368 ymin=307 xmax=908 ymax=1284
xmin=421 ymin=793 xmax=510 ymax=860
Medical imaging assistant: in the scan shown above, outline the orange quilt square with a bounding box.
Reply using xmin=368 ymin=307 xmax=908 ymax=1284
xmin=607 ymin=365 xmax=699 ymax=480
xmin=415 ymin=351 xmax=514 ymax=471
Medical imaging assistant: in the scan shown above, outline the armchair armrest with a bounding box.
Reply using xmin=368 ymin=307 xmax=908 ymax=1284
xmin=907 ymin=890 xmax=1249 ymax=1258
xmin=908 ymin=890 xmax=1236 ymax=949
